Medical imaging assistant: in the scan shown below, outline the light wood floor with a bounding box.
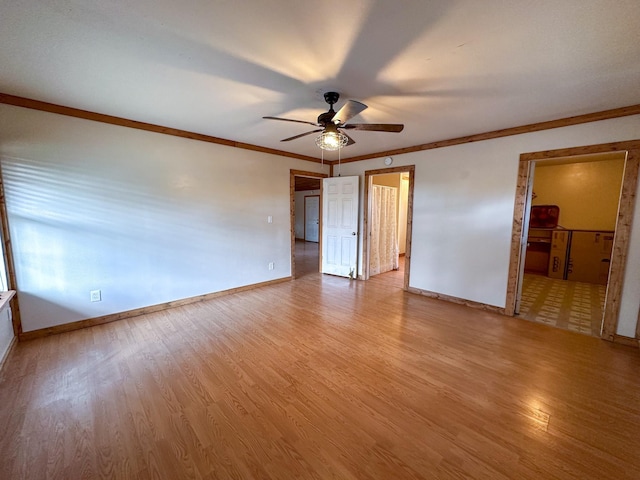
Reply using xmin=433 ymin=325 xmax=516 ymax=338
xmin=294 ymin=239 xmax=321 ymax=279
xmin=1 ymin=257 xmax=639 ymax=479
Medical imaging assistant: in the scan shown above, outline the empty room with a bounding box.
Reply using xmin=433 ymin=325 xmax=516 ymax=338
xmin=1 ymin=1 xmax=639 ymax=479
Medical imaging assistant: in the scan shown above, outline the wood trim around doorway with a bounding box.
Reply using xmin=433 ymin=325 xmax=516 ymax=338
xmin=363 ymin=165 xmax=415 ymax=290
xmin=505 ymin=140 xmax=640 ymax=344
xmin=0 ymin=161 xmax=22 ymax=337
xmin=290 ymin=170 xmax=328 ymax=278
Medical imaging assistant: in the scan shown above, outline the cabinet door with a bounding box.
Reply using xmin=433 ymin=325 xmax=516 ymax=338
xmin=567 ymin=231 xmax=613 ymax=284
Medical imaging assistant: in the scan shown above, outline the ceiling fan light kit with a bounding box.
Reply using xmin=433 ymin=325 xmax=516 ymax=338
xmin=315 ymin=127 xmax=349 ymax=151
xmin=263 ymin=91 xmax=404 ymax=151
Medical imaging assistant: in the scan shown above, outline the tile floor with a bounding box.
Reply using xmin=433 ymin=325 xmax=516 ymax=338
xmin=518 ymin=273 xmax=606 ymax=337
xmin=297 ymin=241 xmax=606 ymax=337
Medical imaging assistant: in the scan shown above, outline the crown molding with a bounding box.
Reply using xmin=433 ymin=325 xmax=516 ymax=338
xmin=0 ymin=93 xmax=321 ymax=164
xmin=2 ymin=93 xmax=639 ymax=167
xmin=326 ymin=103 xmax=640 ymax=165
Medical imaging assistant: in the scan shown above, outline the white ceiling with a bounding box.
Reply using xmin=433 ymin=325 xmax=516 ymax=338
xmin=2 ymin=0 xmax=639 ymax=160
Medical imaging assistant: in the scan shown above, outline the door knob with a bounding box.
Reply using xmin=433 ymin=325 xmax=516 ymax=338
xmin=352 ymin=232 xmax=357 ymax=235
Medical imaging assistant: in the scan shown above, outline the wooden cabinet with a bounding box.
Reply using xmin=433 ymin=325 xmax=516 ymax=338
xmin=525 ymin=229 xmax=613 ymax=284
xmin=524 ymin=229 xmax=552 ymax=275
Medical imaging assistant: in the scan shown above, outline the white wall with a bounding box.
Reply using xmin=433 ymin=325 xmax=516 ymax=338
xmin=337 ymin=115 xmax=640 ymax=336
xmin=1 ymin=103 xmax=638 ymax=338
xmin=0 ymin=104 xmax=327 ymax=332
xmin=618 ymin=169 xmax=640 ymax=338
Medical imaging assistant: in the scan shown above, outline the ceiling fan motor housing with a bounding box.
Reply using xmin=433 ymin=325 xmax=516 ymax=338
xmin=318 ymin=92 xmax=340 ymax=125
xmin=323 ymin=91 xmax=340 ymax=106
xmin=317 ymin=110 xmax=336 ymax=126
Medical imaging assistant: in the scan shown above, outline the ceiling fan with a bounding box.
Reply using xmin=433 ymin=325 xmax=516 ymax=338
xmin=263 ymin=92 xmax=404 ymax=150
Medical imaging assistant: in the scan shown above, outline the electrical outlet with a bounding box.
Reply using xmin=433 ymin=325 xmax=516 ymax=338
xmin=268 ymin=262 xmax=274 ymax=270
xmin=267 ymin=215 xmax=273 ymax=224
xmin=90 ymin=289 xmax=102 ymax=302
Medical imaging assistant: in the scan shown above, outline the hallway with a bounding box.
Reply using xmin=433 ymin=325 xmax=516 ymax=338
xmin=295 ymin=239 xmax=405 ymax=291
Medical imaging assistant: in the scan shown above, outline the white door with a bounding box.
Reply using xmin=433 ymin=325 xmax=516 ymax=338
xmin=322 ymin=176 xmax=359 ymax=278
xmin=304 ymin=195 xmax=319 ymax=242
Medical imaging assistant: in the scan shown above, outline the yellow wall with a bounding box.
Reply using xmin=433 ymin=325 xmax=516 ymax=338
xmin=372 ymin=174 xmax=400 ymax=188
xmin=532 ymin=158 xmax=625 ymax=231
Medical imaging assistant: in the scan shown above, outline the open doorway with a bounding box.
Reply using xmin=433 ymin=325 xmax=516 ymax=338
xmin=517 ymin=153 xmax=625 ymax=337
xmin=505 ymin=141 xmax=640 ymax=343
xmin=0 ymin=170 xmax=19 ymax=362
xmin=363 ymin=165 xmax=415 ymax=290
xmin=290 ymin=170 xmax=327 ymax=279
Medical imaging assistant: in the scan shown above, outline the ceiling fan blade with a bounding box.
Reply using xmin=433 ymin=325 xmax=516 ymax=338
xmin=331 ymin=100 xmax=367 ymax=125
xmin=342 ymin=132 xmax=356 ymax=146
xmin=281 ymin=129 xmax=323 ymax=142
xmin=342 ymin=123 xmax=404 ymax=132
xmin=263 ymin=116 xmax=319 ymax=127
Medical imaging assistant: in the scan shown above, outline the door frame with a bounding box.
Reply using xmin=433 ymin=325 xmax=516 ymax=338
xmin=290 ymin=169 xmax=328 ymax=278
xmin=362 ymin=165 xmax=415 ymax=290
xmin=303 ymin=195 xmax=320 ymax=242
xmin=0 ymin=161 xmax=21 ymax=337
xmin=504 ymin=140 xmax=640 ymax=342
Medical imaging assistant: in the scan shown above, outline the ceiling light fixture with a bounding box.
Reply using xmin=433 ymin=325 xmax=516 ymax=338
xmin=315 ymin=124 xmax=348 ymax=151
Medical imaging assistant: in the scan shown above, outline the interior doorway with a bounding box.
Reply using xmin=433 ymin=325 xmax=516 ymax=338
xmin=304 ymin=195 xmax=319 ymax=242
xmin=516 ymin=153 xmax=625 ymax=337
xmin=0 ymin=167 xmax=19 ymax=361
xmin=505 ymin=141 xmax=640 ymax=343
xmin=363 ymin=165 xmax=415 ymax=290
xmin=290 ymin=170 xmax=327 ymax=279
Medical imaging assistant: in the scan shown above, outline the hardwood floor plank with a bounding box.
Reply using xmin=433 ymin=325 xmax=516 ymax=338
xmin=1 ymin=252 xmax=639 ymax=479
